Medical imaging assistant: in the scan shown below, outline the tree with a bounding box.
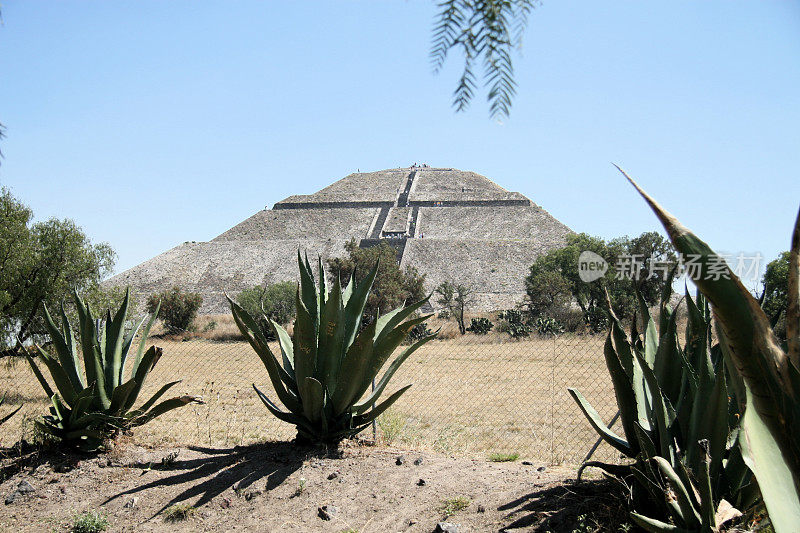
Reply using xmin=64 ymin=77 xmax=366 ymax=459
xmin=524 ymin=269 xmax=571 ymax=317
xmin=435 ymin=281 xmax=475 ymax=335
xmin=326 ymin=239 xmax=426 ymax=322
xmin=431 ymin=0 xmax=538 ymax=119
xmin=760 ymin=250 xmax=790 ymax=341
xmin=0 ymin=187 xmax=115 ymax=348
xmin=525 ymin=231 xmax=676 ymax=331
xmin=146 ymin=287 xmax=202 ymax=335
xmin=236 ymin=281 xmax=296 ymax=339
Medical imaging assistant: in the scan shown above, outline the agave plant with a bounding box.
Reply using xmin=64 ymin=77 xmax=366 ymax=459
xmin=25 ymin=289 xmax=201 ymax=451
xmin=0 ymin=394 xmax=23 ymax=426
xmin=570 ymin=282 xmax=757 ymax=532
xmin=230 ymin=252 xmax=436 ymax=444
xmin=617 ymin=166 xmax=800 ymax=533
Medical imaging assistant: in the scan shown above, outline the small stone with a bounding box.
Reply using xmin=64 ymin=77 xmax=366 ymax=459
xmin=408 ymin=519 xmax=417 ymax=526
xmin=521 ymin=461 xmax=533 ymax=466
xmin=396 ymin=455 xmax=406 ymax=465
xmin=537 ymin=466 xmax=546 ymax=472
xmin=123 ymin=496 xmax=138 ymax=509
xmin=327 ymin=472 xmax=339 ymax=480
xmin=318 ymin=505 xmax=338 ymax=520
xmin=413 ymin=456 xmax=424 ymax=465
xmin=220 ymin=497 xmax=231 ymax=509
xmin=417 ymin=478 xmax=427 ymax=486
xmin=4 ymin=492 xmax=18 ymax=505
xmin=17 ymin=481 xmax=34 ymax=494
xmin=244 ymin=489 xmax=262 ymax=501
xmin=477 ymin=504 xmax=486 ymax=513
xmin=435 ymin=522 xmax=460 ymax=533
xmin=59 ymin=486 xmax=66 ymax=494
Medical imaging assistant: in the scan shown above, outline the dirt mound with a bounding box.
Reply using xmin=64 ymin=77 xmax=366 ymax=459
xmin=0 ymin=440 xmax=625 ymax=532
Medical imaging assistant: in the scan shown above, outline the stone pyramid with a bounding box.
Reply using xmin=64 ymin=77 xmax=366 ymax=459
xmin=106 ymin=167 xmax=572 ymax=313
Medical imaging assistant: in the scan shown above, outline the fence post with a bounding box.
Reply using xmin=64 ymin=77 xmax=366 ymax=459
xmin=550 ymin=335 xmax=556 ymax=465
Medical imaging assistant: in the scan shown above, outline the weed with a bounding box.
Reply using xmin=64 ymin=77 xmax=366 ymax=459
xmin=71 ymin=509 xmax=108 ymax=533
xmin=440 ymin=496 xmax=470 ymax=517
xmin=488 ymin=452 xmax=519 ymax=462
xmin=293 ymin=477 xmax=307 ymax=497
xmin=377 ymin=408 xmax=407 ymax=445
xmin=162 ymin=503 xmax=196 ymax=522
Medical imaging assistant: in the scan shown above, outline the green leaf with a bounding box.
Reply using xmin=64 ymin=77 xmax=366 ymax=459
xmin=230 ymin=301 xmax=301 ymax=413
xmin=24 ymin=349 xmax=55 ymax=399
xmin=568 ymin=388 xmax=633 ymax=456
xmin=317 ymin=276 xmax=345 ymax=393
xmin=633 ymin=348 xmax=675 ymax=463
xmin=602 ymin=331 xmax=640 ymax=455
xmin=740 ymin=386 xmax=800 ymax=533
xmin=332 ymin=320 xmax=377 ymax=415
xmin=133 ymin=299 xmax=160 ymax=374
xmin=651 ymin=456 xmax=701 ymax=529
xmin=353 ymin=384 xmax=412 ymax=427
xmin=630 ymin=513 xmax=693 ymax=533
xmin=129 ymin=380 xmax=181 ymax=416
xmin=354 ymin=333 xmax=435 ymax=415
xmin=342 ymin=261 xmax=379 ymax=348
xmin=131 ymin=394 xmax=199 ymax=427
xmin=34 ymin=345 xmax=78 ymax=406
xmin=302 ymin=377 xmax=325 ymax=423
xmin=41 ymin=304 xmax=83 ymax=392
xmin=103 ymin=287 xmax=129 ymax=391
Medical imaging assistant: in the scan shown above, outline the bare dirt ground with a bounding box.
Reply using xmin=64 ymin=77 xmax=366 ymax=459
xmin=0 ymin=439 xmax=627 ymax=532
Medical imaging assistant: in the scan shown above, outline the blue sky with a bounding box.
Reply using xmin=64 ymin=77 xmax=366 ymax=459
xmin=1 ymin=1 xmax=798 ymax=282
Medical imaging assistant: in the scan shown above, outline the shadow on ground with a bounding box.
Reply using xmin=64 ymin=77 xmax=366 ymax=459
xmin=104 ymin=441 xmax=328 ymax=517
xmin=0 ymin=441 xmax=81 ymax=481
xmin=498 ymin=478 xmax=630 ymax=532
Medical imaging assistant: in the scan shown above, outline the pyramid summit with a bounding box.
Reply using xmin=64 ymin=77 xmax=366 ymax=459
xmin=107 ymin=166 xmax=572 ymax=312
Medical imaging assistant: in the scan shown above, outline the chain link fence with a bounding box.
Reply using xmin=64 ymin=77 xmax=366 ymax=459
xmin=0 ymin=315 xmax=620 ymax=466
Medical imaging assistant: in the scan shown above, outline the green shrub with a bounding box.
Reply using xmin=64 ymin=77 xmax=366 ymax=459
xmin=488 ymin=452 xmax=518 ymax=462
xmin=533 ymin=316 xmax=564 ymax=337
xmin=440 ymin=496 xmax=470 ymax=517
xmin=405 ymin=321 xmax=433 ymax=344
xmin=71 ymin=509 xmax=108 ymax=533
xmin=236 ymin=281 xmax=296 ymax=340
xmin=466 ymin=317 xmax=493 ymax=335
xmin=146 ymin=287 xmax=202 ymax=334
xmin=499 ymin=309 xmax=531 ymax=338
xmin=550 ymin=308 xmax=586 ymax=333
xmin=162 ymin=503 xmax=195 ymax=522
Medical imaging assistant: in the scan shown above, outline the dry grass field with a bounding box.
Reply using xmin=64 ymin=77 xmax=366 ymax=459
xmin=0 ymin=318 xmax=619 ymax=466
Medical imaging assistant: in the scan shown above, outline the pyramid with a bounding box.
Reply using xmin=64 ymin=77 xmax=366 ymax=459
xmin=106 ymin=167 xmax=572 ymax=313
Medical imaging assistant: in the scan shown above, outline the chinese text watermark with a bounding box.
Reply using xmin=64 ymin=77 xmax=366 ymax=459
xmin=578 ymin=252 xmax=763 ymax=282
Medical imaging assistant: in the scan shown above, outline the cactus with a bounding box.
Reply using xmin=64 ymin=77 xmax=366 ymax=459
xmin=230 ymin=252 xmax=436 ymax=444
xmin=570 ymin=273 xmax=758 ymax=531
xmin=25 ymin=289 xmax=202 ymax=451
xmin=466 ymin=317 xmax=493 ymax=335
xmin=615 ymin=167 xmax=800 ymax=533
